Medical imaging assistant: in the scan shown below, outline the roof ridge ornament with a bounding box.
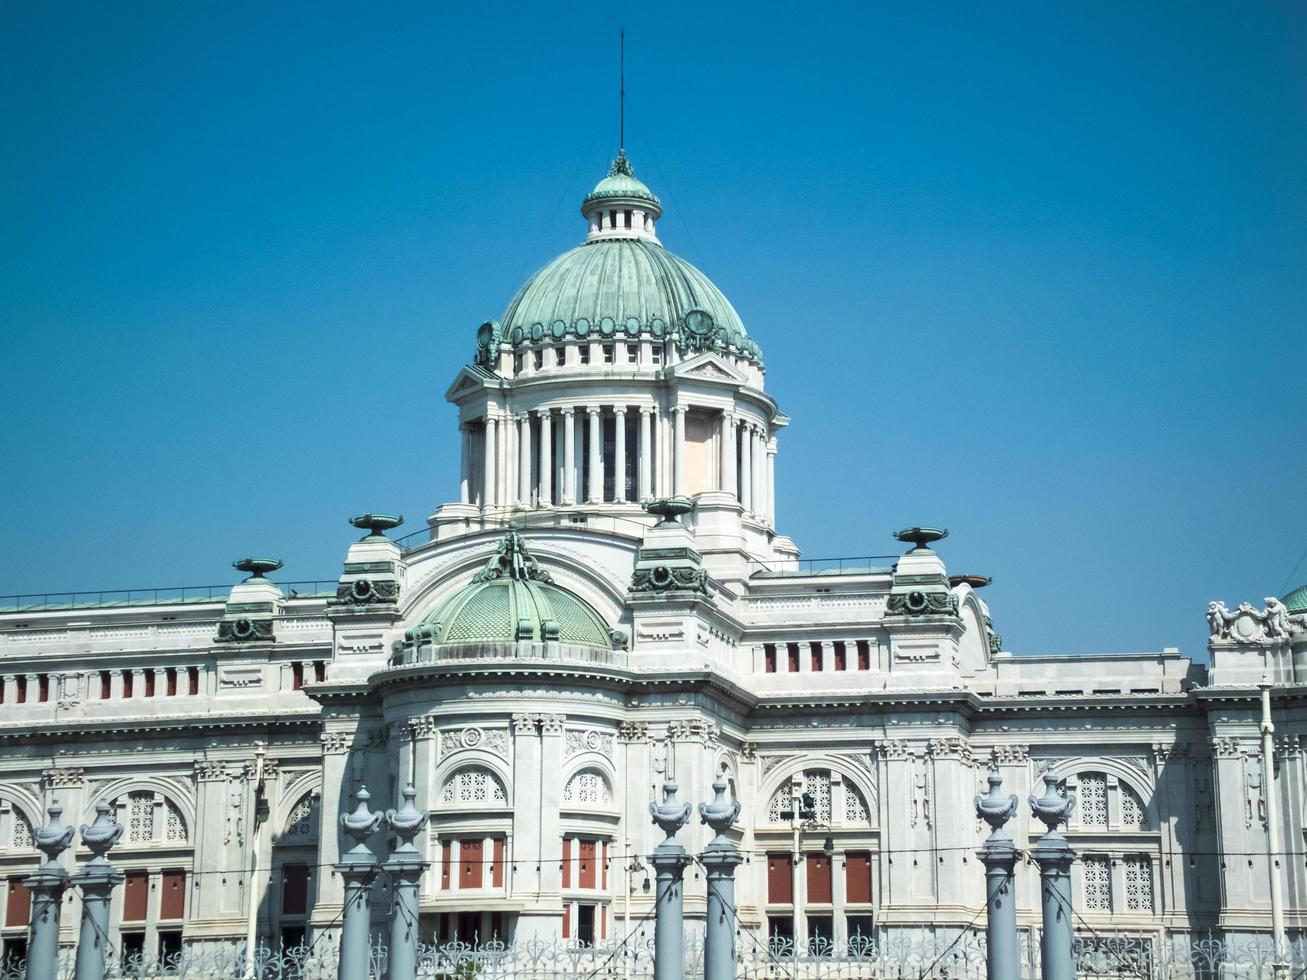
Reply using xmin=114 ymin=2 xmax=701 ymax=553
xmin=473 ymin=531 xmax=554 ymax=584
xmin=609 ymin=149 xmax=635 ymax=178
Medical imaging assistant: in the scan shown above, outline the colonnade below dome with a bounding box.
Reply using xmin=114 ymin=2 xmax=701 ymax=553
xmin=457 ymin=404 xmax=776 ymax=524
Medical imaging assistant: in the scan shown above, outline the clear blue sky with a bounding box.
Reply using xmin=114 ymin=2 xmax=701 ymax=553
xmin=2 ymin=2 xmax=1304 ymax=662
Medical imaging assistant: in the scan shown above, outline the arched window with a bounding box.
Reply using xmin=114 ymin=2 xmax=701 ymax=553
xmin=282 ymin=793 xmax=319 ymax=841
xmin=119 ymin=791 xmax=187 ymax=844
xmin=440 ymin=767 xmax=507 ymax=806
xmin=0 ymin=799 xmax=34 ymax=852
xmin=562 ymin=770 xmax=611 ymax=808
xmin=766 ymin=770 xmax=834 ymax=824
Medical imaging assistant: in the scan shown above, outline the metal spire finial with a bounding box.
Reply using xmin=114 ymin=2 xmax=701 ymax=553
xmin=619 ymin=29 xmax=625 ymax=153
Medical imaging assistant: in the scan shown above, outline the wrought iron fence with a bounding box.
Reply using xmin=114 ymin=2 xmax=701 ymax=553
xmin=2 ymin=932 xmax=1304 ymax=980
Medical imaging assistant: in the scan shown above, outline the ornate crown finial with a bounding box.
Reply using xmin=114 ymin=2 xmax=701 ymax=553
xmin=473 ymin=531 xmax=553 ymax=584
xmin=609 ymin=149 xmax=634 ymax=178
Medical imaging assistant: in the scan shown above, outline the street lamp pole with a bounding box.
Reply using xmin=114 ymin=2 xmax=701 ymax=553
xmin=1261 ymin=677 xmax=1288 ymax=980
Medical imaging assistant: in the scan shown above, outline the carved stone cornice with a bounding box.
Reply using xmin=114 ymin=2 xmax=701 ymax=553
xmin=989 ymin=744 xmax=1029 ymax=765
xmin=319 ymin=732 xmax=354 ymax=755
xmin=194 ymin=761 xmax=231 ymax=782
xmin=42 ymin=767 xmax=85 ymax=789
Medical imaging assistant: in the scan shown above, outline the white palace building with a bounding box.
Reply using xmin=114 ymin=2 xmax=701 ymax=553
xmin=1 ymin=150 xmax=1305 ymax=965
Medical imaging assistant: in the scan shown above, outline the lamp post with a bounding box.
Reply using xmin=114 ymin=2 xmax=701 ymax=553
xmin=1261 ymin=677 xmax=1289 ymax=980
xmin=648 ymin=780 xmax=691 ymax=980
xmin=622 ymin=839 xmax=649 ymax=980
xmin=336 ymin=786 xmax=382 ymax=980
xmin=786 ymin=781 xmax=831 ymax=954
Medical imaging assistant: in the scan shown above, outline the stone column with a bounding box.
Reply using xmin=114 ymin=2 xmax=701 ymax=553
xmin=587 ymin=408 xmax=603 ymax=503
xmin=649 ymin=780 xmax=692 ymax=980
xmin=337 ymin=786 xmax=383 ymax=980
xmin=482 ymin=416 xmax=497 ymax=511
xmin=538 ymin=410 xmax=552 ymax=506
xmin=975 ymin=770 xmax=1020 ymax=980
xmin=1029 ymin=772 xmax=1077 ymax=980
xmin=613 ymin=406 xmax=627 ymax=502
xmin=24 ymin=803 xmax=74 ymax=980
xmin=752 ymin=429 xmax=766 ymax=517
xmin=766 ymin=437 xmax=777 ymax=525
xmin=71 ymin=802 xmax=124 ymax=980
xmin=721 ymin=411 xmax=736 ymax=498
xmin=518 ymin=414 xmax=532 ymax=506
xmin=672 ymin=406 xmax=687 ymax=497
xmin=561 ymin=409 xmax=576 ymax=505
xmin=459 ymin=424 xmax=471 ymax=505
xmin=739 ymin=425 xmax=753 ymax=512
xmin=384 ymin=785 xmax=430 ymax=980
xmin=699 ymin=775 xmax=743 ymax=980
xmin=638 ymin=408 xmax=653 ymax=501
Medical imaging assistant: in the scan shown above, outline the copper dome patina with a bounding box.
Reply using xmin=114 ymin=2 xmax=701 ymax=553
xmin=489 ymin=152 xmax=762 ymax=364
xmin=405 ymin=532 xmax=614 ymax=650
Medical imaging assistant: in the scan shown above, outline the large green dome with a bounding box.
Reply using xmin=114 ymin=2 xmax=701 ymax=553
xmin=501 ymin=238 xmax=753 ymax=354
xmin=406 ymin=533 xmax=615 ymax=650
xmin=1284 ymin=583 xmax=1307 ymax=615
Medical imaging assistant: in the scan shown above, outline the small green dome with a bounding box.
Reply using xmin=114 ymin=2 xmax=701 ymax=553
xmin=1284 ymin=583 xmax=1307 ymax=615
xmin=580 ymin=150 xmax=661 ymax=211
xmin=414 ymin=533 xmax=613 ymax=649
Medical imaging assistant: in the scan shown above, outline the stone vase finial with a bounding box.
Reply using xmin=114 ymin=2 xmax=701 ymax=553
xmin=698 ymin=773 xmax=741 ymax=844
xmin=340 ymin=785 xmax=383 ymax=860
xmin=384 ymin=783 xmax=429 ymax=856
xmin=1029 ymin=771 xmax=1075 ymax=834
xmin=35 ymin=801 xmax=76 ymax=869
xmin=974 ymin=768 xmax=1019 ymax=842
xmin=649 ymin=779 xmax=692 ymax=844
xmin=79 ymin=802 xmax=123 ymax=864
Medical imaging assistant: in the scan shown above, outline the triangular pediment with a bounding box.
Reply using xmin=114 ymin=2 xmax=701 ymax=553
xmin=444 ymin=364 xmax=503 ymax=403
xmin=664 ymin=352 xmax=747 ymax=386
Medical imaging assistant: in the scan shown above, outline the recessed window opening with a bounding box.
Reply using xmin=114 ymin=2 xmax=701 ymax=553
xmin=602 ymin=343 xmax=615 ymax=364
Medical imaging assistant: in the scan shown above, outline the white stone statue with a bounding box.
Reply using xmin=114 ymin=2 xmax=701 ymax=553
xmin=1207 ymin=601 xmax=1238 ymax=638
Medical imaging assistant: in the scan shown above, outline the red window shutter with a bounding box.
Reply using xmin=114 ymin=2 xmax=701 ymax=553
xmin=579 ymin=840 xmax=596 ymax=889
xmin=562 ymin=903 xmax=571 ymax=938
xmin=806 ymin=854 xmax=832 ymax=904
xmin=38 ymin=675 xmax=50 ymax=702
xmin=16 ymin=676 xmax=27 ymax=704
xmin=143 ymin=672 xmax=155 ymax=698
xmin=857 ymin=640 xmax=871 ymax=671
xmin=810 ymin=643 xmax=822 ymax=671
xmin=766 ymin=853 xmax=793 ymax=904
xmin=845 ymin=852 xmax=872 ymax=904
xmin=786 ymin=644 xmax=800 ymax=672
xmin=562 ymin=838 xmax=571 ymax=888
xmin=601 ymin=841 xmax=608 ymax=890
xmin=5 ymin=878 xmax=31 ymax=926
xmin=291 ymin=663 xmax=304 ymax=690
xmin=100 ymin=672 xmax=111 ymax=699
xmin=461 ymin=839 xmax=483 ymax=889
xmin=122 ymin=673 xmax=133 ymax=699
xmin=600 ymin=904 xmax=607 ymax=939
xmin=165 ymin=668 xmax=177 ymax=697
xmin=491 ymin=838 xmax=504 ymax=888
xmin=282 ymin=865 xmax=308 ymax=916
xmin=764 ymin=644 xmax=777 ymax=673
xmin=441 ymin=842 xmax=451 ymax=890
xmin=314 ymin=661 xmax=326 ymax=682
xmin=834 ymin=642 xmax=847 ymax=671
xmin=123 ymin=871 xmax=149 ymax=921
xmin=187 ymin=667 xmax=199 ymax=695
xmin=160 ymin=870 xmax=186 ymax=919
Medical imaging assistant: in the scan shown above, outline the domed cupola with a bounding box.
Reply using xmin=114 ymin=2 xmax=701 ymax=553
xmin=581 ymin=150 xmax=662 ymax=243
xmin=394 ymin=533 xmax=619 ymax=662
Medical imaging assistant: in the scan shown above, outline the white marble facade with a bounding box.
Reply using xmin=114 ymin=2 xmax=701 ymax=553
xmin=1 ymin=153 xmax=1303 ymax=961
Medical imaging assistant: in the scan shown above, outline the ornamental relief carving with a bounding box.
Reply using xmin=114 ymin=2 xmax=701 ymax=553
xmin=666 ymin=719 xmax=719 ymax=746
xmin=319 ymin=733 xmax=353 ymax=755
xmin=194 ymin=761 xmax=231 ymax=782
xmin=564 ymin=729 xmax=614 ymax=759
xmin=439 ymin=727 xmax=510 ymax=761
xmin=42 ymin=767 xmax=86 ymax=789
xmin=879 ymin=739 xmax=912 ymax=761
xmin=989 ymin=745 xmax=1030 ymax=765
xmin=760 ymin=755 xmax=794 ymax=776
xmin=618 ymin=721 xmax=650 ymax=742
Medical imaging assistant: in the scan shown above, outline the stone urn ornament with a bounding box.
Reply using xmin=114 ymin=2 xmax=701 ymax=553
xmin=1029 ymin=771 xmax=1076 ymax=834
xmin=79 ymin=801 xmax=124 ymax=864
xmin=974 ymin=769 xmax=1019 ymax=841
xmin=893 ymin=527 xmax=949 ymax=551
xmin=34 ymin=801 xmax=76 ymax=869
xmin=649 ymin=779 xmax=692 ymax=844
xmin=384 ymin=783 xmax=429 ymax=855
xmin=233 ymin=557 xmax=283 ymax=582
xmin=340 ymin=786 xmax=383 ymax=859
xmin=698 ymin=772 xmax=741 ymax=844
xmin=643 ymin=497 xmax=695 ymax=526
